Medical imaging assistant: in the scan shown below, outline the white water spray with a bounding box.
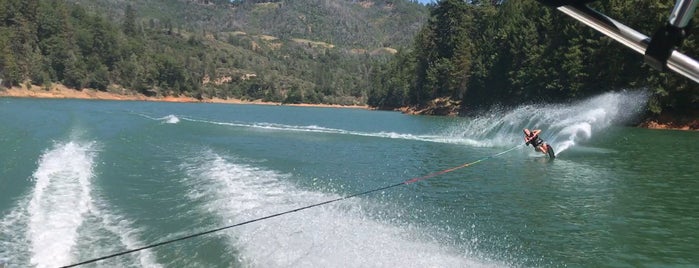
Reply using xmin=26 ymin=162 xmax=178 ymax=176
xmin=134 ymin=113 xmax=180 ymax=124
xmin=163 ymin=114 xmax=180 ymax=124
xmin=443 ymin=91 xmax=649 ymax=154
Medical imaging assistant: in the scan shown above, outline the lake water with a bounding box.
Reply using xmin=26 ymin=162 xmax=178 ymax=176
xmin=1 ymin=91 xmax=697 ymax=267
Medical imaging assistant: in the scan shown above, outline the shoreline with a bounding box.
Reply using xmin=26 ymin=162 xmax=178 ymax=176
xmin=637 ymin=113 xmax=698 ymax=131
xmin=0 ymin=85 xmax=370 ymax=109
xmin=2 ymin=85 xmax=695 ymax=131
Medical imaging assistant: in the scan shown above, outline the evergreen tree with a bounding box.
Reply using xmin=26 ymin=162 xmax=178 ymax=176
xmin=123 ymin=4 xmax=137 ymax=36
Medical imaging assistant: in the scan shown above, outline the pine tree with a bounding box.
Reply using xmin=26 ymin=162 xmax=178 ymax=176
xmin=123 ymin=4 xmax=137 ymax=36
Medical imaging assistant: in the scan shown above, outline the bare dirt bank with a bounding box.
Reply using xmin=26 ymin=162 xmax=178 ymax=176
xmin=0 ymin=85 xmax=369 ymax=109
xmin=638 ymin=112 xmax=699 ymax=131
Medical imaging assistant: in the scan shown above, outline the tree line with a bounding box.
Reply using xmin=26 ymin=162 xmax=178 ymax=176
xmin=368 ymin=0 xmax=698 ymax=115
xmin=0 ymin=0 xmax=423 ymax=105
xmin=0 ymin=0 xmax=205 ymax=95
xmin=2 ymin=0 xmax=696 ymax=114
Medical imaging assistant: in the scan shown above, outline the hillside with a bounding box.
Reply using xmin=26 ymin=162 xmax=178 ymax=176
xmin=74 ymin=0 xmax=428 ymax=49
xmin=0 ymin=0 xmax=429 ymax=105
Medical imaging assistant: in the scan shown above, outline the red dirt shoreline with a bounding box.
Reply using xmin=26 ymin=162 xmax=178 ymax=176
xmin=0 ymin=85 xmax=369 ymax=109
xmin=637 ymin=113 xmax=699 ymax=131
xmin=2 ymin=85 xmax=695 ymax=130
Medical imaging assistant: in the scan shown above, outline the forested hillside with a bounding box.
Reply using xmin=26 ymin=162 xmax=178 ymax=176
xmin=74 ymin=0 xmax=427 ymax=49
xmin=0 ymin=0 xmax=428 ymax=105
xmin=1 ymin=0 xmax=697 ymax=120
xmin=368 ymin=0 xmax=699 ymax=117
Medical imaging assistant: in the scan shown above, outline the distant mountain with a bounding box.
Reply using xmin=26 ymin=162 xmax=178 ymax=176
xmin=74 ymin=0 xmax=429 ymax=50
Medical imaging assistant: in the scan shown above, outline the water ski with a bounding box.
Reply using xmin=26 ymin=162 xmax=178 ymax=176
xmin=546 ymin=144 xmax=556 ymax=159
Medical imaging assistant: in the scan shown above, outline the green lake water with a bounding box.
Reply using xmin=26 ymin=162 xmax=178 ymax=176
xmin=1 ymin=91 xmax=697 ymax=267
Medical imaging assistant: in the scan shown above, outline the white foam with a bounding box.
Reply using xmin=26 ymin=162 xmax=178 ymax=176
xmin=180 ymin=117 xmax=460 ymax=146
xmin=162 ymin=114 xmax=180 ymax=124
xmin=76 ymin=201 xmax=162 ymax=268
xmin=134 ymin=113 xmax=180 ymax=124
xmin=27 ymin=141 xmax=96 ymax=267
xmin=0 ymin=141 xmax=161 ymax=267
xmin=0 ymin=200 xmax=31 ymax=266
xmin=182 ymin=151 xmax=506 ymax=268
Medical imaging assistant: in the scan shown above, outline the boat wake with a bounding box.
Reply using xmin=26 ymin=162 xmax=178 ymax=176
xmin=136 ymin=91 xmax=647 ymax=155
xmin=179 ymin=116 xmax=442 ymax=142
xmin=180 ymin=150 xmax=509 ymax=267
xmin=0 ymin=141 xmax=159 ymax=268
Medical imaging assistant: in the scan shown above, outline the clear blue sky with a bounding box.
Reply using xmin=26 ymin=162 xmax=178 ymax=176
xmin=417 ymin=0 xmax=435 ymax=4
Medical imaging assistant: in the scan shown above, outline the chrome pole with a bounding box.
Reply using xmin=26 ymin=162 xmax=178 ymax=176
xmin=669 ymin=0 xmax=697 ymax=28
xmin=557 ymin=5 xmax=699 ymax=83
